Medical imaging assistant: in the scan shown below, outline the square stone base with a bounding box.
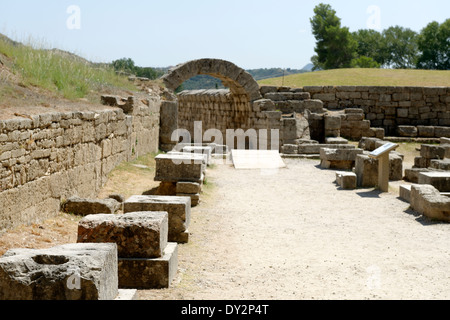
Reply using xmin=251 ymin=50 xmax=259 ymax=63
xmin=118 ymin=243 xmax=178 ymax=289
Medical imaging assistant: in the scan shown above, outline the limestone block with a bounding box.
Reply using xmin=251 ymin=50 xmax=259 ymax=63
xmin=62 ymin=197 xmax=121 ymax=216
xmin=118 ymin=242 xmax=178 ymax=289
xmin=358 ymin=137 xmax=383 ymax=151
xmin=154 ymin=154 xmax=205 ymax=183
xmin=298 ymin=144 xmax=355 ymax=155
xmin=404 ymin=168 xmax=433 ymax=183
xmin=0 ymin=243 xmax=118 ymax=300
xmin=320 ymin=148 xmax=363 ymax=170
xmin=434 ymin=127 xmax=450 ymax=138
xmin=397 ymin=126 xmax=418 ymax=137
xmin=182 ymin=146 xmax=212 ymax=165
xmin=430 ymin=159 xmax=450 ymax=171
xmin=324 ymin=115 xmax=341 ymax=130
xmin=418 ymin=172 xmax=450 ymax=192
xmin=414 ymin=156 xmax=431 ymax=169
xmin=177 ymin=193 xmax=200 ymax=207
xmin=253 ymin=99 xmax=276 ymax=112
xmin=77 ymin=212 xmax=168 ymax=259
xmin=421 ymin=144 xmax=446 ymax=159
xmin=417 ymin=126 xmax=435 ymax=138
xmin=176 ymin=182 xmax=201 ymax=194
xmin=410 ymin=184 xmax=450 ymax=222
xmin=335 ymin=171 xmax=357 ymax=190
xmin=355 ymin=154 xmax=378 ymax=188
xmin=399 ymin=184 xmax=413 ymax=203
xmin=325 ymin=137 xmax=349 ymax=145
xmin=123 ymin=195 xmax=191 ymax=243
xmin=281 ymin=144 xmax=299 ymax=155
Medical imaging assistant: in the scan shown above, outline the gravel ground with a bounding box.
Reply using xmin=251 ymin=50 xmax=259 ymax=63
xmin=138 ymin=158 xmax=450 ymax=300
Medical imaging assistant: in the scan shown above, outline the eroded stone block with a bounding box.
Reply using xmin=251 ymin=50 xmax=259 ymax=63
xmin=0 ymin=243 xmax=118 ymax=300
xmin=77 ymin=212 xmax=168 ymax=259
xmin=155 ymin=154 xmax=205 ymax=183
xmin=62 ymin=197 xmax=121 ymax=216
xmin=410 ymin=184 xmax=450 ymax=222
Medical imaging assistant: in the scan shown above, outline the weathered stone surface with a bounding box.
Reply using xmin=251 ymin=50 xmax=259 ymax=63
xmin=335 ymin=171 xmax=357 ymax=190
xmin=154 ymin=154 xmax=205 ymax=183
xmin=298 ymin=144 xmax=355 ymax=155
xmin=62 ymin=197 xmax=121 ymax=216
xmin=320 ymin=148 xmax=364 ymax=170
xmin=182 ymin=146 xmax=212 ymax=165
xmin=324 ymin=115 xmax=341 ymax=130
xmin=176 ymin=182 xmax=201 ymax=194
xmin=418 ymin=172 xmax=450 ymax=192
xmin=399 ymin=184 xmax=413 ymax=203
xmin=355 ymin=152 xmax=403 ymax=187
xmin=430 ymin=159 xmax=450 ymax=171
xmin=281 ymin=144 xmax=299 ymax=155
xmin=159 ymin=101 xmax=178 ymax=151
xmin=77 ymin=212 xmax=168 ymax=259
xmin=404 ymin=168 xmax=433 ymax=183
xmin=421 ymin=144 xmax=446 ymax=159
xmin=358 ymin=137 xmax=383 ymax=151
xmin=0 ymin=243 xmax=118 ymax=300
xmin=410 ymin=184 xmax=450 ymax=222
xmin=397 ymin=126 xmax=418 ymax=137
xmin=177 ymin=193 xmax=200 ymax=207
xmin=325 ymin=137 xmax=349 ymax=145
xmin=123 ymin=195 xmax=191 ymax=243
xmin=118 ymin=242 xmax=178 ymax=289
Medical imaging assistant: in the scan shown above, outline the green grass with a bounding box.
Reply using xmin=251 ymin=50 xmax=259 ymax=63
xmin=258 ymin=68 xmax=450 ymax=87
xmin=0 ymin=36 xmax=136 ymax=100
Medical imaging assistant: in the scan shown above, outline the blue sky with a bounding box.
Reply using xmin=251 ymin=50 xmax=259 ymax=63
xmin=1 ymin=0 xmax=449 ymax=69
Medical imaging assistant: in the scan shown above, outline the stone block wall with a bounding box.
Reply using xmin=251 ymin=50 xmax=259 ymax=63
xmin=303 ymin=86 xmax=450 ymax=136
xmin=0 ymin=99 xmax=160 ymax=233
xmin=177 ymin=89 xmax=268 ymax=148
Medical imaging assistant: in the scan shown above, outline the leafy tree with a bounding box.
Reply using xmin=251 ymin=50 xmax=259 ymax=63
xmin=416 ymin=19 xmax=450 ymax=70
xmin=382 ymin=26 xmax=419 ymax=69
xmin=351 ymin=56 xmax=381 ymax=68
xmin=310 ymin=3 xmax=357 ymax=70
xmin=112 ymin=58 xmax=136 ymax=74
xmin=352 ymin=29 xmax=387 ymax=66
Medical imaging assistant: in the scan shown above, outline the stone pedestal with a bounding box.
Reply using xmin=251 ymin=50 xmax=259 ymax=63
xmin=123 ymin=195 xmax=191 ymax=243
xmin=0 ymin=243 xmax=118 ymax=300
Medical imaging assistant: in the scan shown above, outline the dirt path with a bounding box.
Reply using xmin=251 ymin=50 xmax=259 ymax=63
xmin=139 ymin=158 xmax=450 ymax=300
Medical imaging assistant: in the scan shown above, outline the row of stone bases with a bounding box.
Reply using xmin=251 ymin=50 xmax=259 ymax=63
xmin=0 ymin=144 xmax=223 ymax=300
xmin=293 ymin=129 xmax=450 ymax=222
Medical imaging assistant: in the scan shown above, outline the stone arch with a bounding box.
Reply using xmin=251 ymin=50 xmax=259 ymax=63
xmin=161 ymin=58 xmax=262 ymax=102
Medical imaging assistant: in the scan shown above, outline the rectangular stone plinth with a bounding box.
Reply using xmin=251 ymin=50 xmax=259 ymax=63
xmin=418 ymin=172 xmax=450 ymax=192
xmin=77 ymin=212 xmax=168 ymax=259
xmin=118 ymin=242 xmax=178 ymax=289
xmin=123 ymin=195 xmax=191 ymax=243
xmin=155 ymin=154 xmax=205 ymax=183
xmin=182 ymin=146 xmax=213 ymax=165
xmin=176 ymin=182 xmax=202 ymax=194
xmin=410 ymin=184 xmax=450 ymax=222
xmin=355 ymin=153 xmax=404 ymax=188
xmin=298 ymin=144 xmax=355 ymax=155
xmin=320 ymin=148 xmax=364 ymax=170
xmin=335 ymin=171 xmax=357 ymax=190
xmin=0 ymin=243 xmax=118 ymax=300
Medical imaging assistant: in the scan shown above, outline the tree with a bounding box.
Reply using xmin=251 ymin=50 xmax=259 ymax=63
xmin=310 ymin=3 xmax=357 ymax=70
xmin=382 ymin=26 xmax=419 ymax=69
xmin=351 ymin=56 xmax=381 ymax=68
xmin=416 ymin=19 xmax=450 ymax=70
xmin=352 ymin=29 xmax=387 ymax=66
xmin=112 ymin=58 xmax=136 ymax=74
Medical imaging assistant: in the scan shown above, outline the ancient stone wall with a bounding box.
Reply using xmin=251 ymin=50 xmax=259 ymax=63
xmin=177 ymin=89 xmax=268 ymax=148
xmin=303 ymin=86 xmax=450 ymax=136
xmin=0 ymin=99 xmax=160 ymax=233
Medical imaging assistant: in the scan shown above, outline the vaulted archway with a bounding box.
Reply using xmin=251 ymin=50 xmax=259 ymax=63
xmin=162 ymin=58 xmax=262 ymax=102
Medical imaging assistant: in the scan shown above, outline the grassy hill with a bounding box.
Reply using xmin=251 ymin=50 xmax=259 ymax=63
xmin=258 ymin=68 xmax=450 ymax=87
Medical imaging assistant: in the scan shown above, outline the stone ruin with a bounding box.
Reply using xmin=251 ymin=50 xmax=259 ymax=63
xmin=1 ymin=58 xmax=450 ymax=299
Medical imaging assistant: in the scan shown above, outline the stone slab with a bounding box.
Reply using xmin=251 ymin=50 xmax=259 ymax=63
xmin=0 ymin=243 xmax=118 ymax=300
xmin=176 ymin=182 xmax=201 ymax=194
xmin=298 ymin=144 xmax=355 ymax=155
xmin=231 ymin=150 xmax=286 ymax=170
xmin=118 ymin=242 xmax=178 ymax=289
xmin=123 ymin=195 xmax=191 ymax=243
xmin=155 ymin=154 xmax=205 ymax=183
xmin=77 ymin=212 xmax=168 ymax=259
xmin=62 ymin=197 xmax=121 ymax=216
xmin=410 ymin=184 xmax=450 ymax=222
xmin=418 ymin=172 xmax=450 ymax=192
xmin=335 ymin=171 xmax=357 ymax=190
xmin=182 ymin=146 xmax=212 ymax=165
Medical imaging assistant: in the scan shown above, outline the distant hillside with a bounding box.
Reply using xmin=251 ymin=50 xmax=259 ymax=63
xmin=258 ymin=68 xmax=450 ymax=87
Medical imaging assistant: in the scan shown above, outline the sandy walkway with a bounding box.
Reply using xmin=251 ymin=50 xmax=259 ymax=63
xmin=138 ymin=158 xmax=450 ymax=300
